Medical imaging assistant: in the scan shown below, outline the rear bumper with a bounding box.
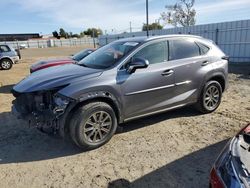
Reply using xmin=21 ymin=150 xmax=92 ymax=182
xmin=12 ymin=56 xmax=19 ymax=63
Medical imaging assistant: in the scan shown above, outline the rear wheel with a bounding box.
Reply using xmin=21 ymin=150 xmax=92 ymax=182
xmin=196 ymin=80 xmax=222 ymax=113
xmin=0 ymin=59 xmax=12 ymax=70
xmin=70 ymin=102 xmax=117 ymax=150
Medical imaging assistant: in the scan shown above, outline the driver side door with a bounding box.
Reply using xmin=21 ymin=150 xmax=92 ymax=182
xmin=117 ymin=40 xmax=176 ymax=120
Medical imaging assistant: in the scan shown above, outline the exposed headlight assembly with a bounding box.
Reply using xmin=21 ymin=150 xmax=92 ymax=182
xmin=53 ymin=94 xmax=71 ymax=115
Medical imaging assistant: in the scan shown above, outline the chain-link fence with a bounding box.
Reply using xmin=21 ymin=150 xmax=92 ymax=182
xmin=99 ymin=19 xmax=250 ymax=64
xmin=0 ymin=37 xmax=98 ymax=49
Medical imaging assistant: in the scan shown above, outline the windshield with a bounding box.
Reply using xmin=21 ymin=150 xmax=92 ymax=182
xmin=72 ymin=49 xmax=94 ymax=61
xmin=78 ymin=41 xmax=139 ymax=69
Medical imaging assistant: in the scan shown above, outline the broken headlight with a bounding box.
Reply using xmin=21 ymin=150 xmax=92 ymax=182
xmin=53 ymin=94 xmax=70 ymax=115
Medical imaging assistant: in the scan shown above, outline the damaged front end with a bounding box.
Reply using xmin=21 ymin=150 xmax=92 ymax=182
xmin=12 ymin=88 xmax=74 ymax=134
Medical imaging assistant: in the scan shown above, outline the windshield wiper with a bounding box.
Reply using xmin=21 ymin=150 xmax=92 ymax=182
xmin=77 ymin=63 xmax=88 ymax=68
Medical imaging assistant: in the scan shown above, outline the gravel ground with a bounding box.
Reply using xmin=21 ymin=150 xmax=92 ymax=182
xmin=0 ymin=47 xmax=249 ymax=188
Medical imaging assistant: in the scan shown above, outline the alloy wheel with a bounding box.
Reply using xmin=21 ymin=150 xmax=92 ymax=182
xmin=83 ymin=111 xmax=112 ymax=143
xmin=1 ymin=60 xmax=11 ymax=69
xmin=204 ymin=85 xmax=220 ymax=110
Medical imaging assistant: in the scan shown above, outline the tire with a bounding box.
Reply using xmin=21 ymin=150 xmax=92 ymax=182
xmin=0 ymin=59 xmax=13 ymax=70
xmin=195 ymin=80 xmax=222 ymax=113
xmin=70 ymin=102 xmax=118 ymax=150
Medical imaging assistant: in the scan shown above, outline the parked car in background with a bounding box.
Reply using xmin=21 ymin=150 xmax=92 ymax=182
xmin=0 ymin=44 xmax=20 ymax=70
xmin=210 ymin=123 xmax=250 ymax=188
xmin=30 ymin=48 xmax=95 ymax=73
xmin=12 ymin=35 xmax=228 ymax=150
xmin=19 ymin=44 xmax=28 ymax=49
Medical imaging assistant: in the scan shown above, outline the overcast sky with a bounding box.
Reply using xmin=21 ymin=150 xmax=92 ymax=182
xmin=1 ymin=0 xmax=250 ymax=35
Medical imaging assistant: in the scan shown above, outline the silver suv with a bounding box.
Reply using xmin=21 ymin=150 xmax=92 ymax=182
xmin=12 ymin=35 xmax=228 ymax=149
xmin=0 ymin=44 xmax=20 ymax=70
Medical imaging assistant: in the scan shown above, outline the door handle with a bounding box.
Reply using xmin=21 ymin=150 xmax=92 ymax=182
xmin=161 ymin=69 xmax=174 ymax=76
xmin=201 ymin=61 xmax=210 ymax=66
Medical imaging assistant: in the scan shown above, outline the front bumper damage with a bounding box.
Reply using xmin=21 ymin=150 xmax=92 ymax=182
xmin=11 ymin=89 xmax=75 ymax=136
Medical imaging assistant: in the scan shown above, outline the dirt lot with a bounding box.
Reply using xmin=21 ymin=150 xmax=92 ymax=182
xmin=0 ymin=47 xmax=249 ymax=188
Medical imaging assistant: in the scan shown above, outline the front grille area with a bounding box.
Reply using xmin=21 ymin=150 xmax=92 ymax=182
xmin=12 ymin=90 xmax=54 ymax=115
xmin=11 ymin=89 xmax=71 ymax=134
xmin=13 ymin=93 xmax=35 ymax=115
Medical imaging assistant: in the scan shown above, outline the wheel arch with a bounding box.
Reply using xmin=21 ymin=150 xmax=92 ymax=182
xmin=61 ymin=91 xmax=122 ymax=138
xmin=207 ymin=74 xmax=226 ymax=92
xmin=196 ymin=72 xmax=226 ymax=104
xmin=0 ymin=57 xmax=14 ymax=64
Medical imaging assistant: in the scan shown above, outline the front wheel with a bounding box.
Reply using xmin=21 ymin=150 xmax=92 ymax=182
xmin=70 ymin=102 xmax=117 ymax=150
xmin=195 ymin=80 xmax=222 ymax=113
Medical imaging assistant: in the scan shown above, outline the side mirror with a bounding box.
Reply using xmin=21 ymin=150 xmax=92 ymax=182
xmin=127 ymin=57 xmax=149 ymax=74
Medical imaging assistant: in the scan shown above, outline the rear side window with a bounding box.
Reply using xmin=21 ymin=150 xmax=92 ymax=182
xmin=169 ymin=40 xmax=200 ymax=60
xmin=0 ymin=45 xmax=10 ymax=52
xmin=133 ymin=41 xmax=167 ymax=64
xmin=196 ymin=42 xmax=210 ymax=55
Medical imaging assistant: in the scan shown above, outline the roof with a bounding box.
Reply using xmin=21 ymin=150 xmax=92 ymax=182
xmin=116 ymin=34 xmax=204 ymax=43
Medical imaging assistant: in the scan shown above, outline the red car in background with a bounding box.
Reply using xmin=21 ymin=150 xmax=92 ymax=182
xmin=210 ymin=123 xmax=250 ymax=188
xmin=30 ymin=48 xmax=95 ymax=73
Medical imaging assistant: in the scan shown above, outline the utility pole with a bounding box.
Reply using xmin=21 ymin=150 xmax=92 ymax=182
xmin=146 ymin=0 xmax=149 ymax=37
xmin=129 ymin=21 xmax=132 ymax=33
xmin=92 ymin=29 xmax=96 ymax=48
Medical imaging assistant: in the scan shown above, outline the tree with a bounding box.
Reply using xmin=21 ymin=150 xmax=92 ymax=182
xmin=70 ymin=33 xmax=80 ymax=38
xmin=83 ymin=28 xmax=103 ymax=37
xmin=80 ymin=31 xmax=85 ymax=37
xmin=52 ymin=31 xmax=59 ymax=39
xmin=142 ymin=23 xmax=163 ymax=31
xmin=161 ymin=0 xmax=196 ymax=27
xmin=59 ymin=28 xmax=67 ymax=38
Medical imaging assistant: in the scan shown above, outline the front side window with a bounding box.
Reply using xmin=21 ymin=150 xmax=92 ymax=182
xmin=169 ymin=39 xmax=200 ymax=60
xmin=133 ymin=41 xmax=167 ymax=64
xmin=78 ymin=41 xmax=139 ymax=69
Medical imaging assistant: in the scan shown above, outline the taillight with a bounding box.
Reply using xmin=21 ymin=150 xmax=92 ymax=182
xmin=243 ymin=124 xmax=250 ymax=144
xmin=235 ymin=123 xmax=250 ymax=136
xmin=221 ymin=56 xmax=229 ymax=61
xmin=210 ymin=167 xmax=225 ymax=188
xmin=243 ymin=124 xmax=250 ymax=133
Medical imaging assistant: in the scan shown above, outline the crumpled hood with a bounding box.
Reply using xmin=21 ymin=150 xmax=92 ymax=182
xmin=13 ymin=64 xmax=102 ymax=93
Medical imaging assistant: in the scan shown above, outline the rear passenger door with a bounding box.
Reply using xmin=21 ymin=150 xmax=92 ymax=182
xmin=168 ymin=38 xmax=212 ymax=104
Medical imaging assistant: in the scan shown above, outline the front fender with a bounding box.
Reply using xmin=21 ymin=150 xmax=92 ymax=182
xmin=58 ymin=90 xmax=123 ymax=139
xmin=76 ymin=90 xmax=123 ymax=122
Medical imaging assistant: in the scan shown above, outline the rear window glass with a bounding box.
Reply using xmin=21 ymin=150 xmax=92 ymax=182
xmin=0 ymin=45 xmax=10 ymax=52
xmin=196 ymin=42 xmax=210 ymax=55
